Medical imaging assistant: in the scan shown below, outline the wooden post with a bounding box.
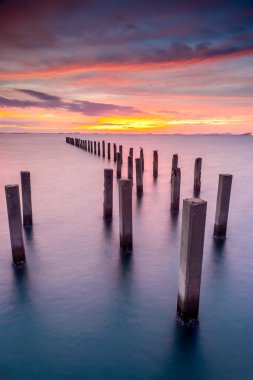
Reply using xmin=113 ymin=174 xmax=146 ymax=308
xmin=21 ymin=171 xmax=33 ymax=227
xmin=177 ymin=198 xmax=207 ymax=322
xmin=108 ymin=142 xmax=111 ymax=160
xmin=113 ymin=143 xmax=117 ymax=162
xmin=90 ymin=141 xmax=93 ymax=153
xmin=135 ymin=158 xmax=143 ymax=195
xmin=140 ymin=147 xmax=144 ymax=171
xmin=194 ymin=158 xmax=202 ymax=193
xmin=94 ymin=141 xmax=97 ymax=155
xmin=213 ymin=174 xmax=233 ymax=238
xmin=128 ymin=156 xmax=133 ymax=180
xmin=102 ymin=141 xmax=105 ymax=158
xmin=153 ymin=150 xmax=158 ymax=178
xmin=5 ymin=185 xmax=26 ymax=265
xmin=119 ymin=145 xmax=123 ymax=164
xmin=129 ymin=147 xmax=133 ymax=157
xmin=103 ymin=169 xmax=113 ymax=220
xmin=116 ymin=152 xmax=121 ymax=179
xmin=119 ymin=180 xmax=133 ymax=251
xmin=171 ymin=154 xmax=178 ymax=181
xmin=171 ymin=168 xmax=181 ymax=211
xmin=98 ymin=142 xmax=101 ymax=156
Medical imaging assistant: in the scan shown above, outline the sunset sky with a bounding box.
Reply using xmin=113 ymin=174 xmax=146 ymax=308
xmin=0 ymin=0 xmax=252 ymax=134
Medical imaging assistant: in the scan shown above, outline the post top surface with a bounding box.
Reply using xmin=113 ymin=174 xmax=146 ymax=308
xmin=21 ymin=171 xmax=30 ymax=175
xmin=184 ymin=198 xmax=207 ymax=205
xmin=219 ymin=174 xmax=233 ymax=178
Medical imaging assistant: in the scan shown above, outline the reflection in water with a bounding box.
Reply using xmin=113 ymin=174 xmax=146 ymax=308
xmin=12 ymin=265 xmax=30 ymax=304
xmin=193 ymin=189 xmax=200 ymax=198
xmin=103 ymin=219 xmax=113 ymax=240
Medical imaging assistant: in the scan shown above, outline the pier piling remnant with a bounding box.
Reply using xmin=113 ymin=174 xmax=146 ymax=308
xmin=21 ymin=171 xmax=33 ymax=227
xmin=113 ymin=144 xmax=117 ymax=162
xmin=177 ymin=198 xmax=207 ymax=322
xmin=94 ymin=141 xmax=97 ymax=155
xmin=119 ymin=179 xmax=133 ymax=251
xmin=102 ymin=141 xmax=105 ymax=158
xmin=129 ymin=147 xmax=133 ymax=157
xmin=171 ymin=154 xmax=178 ymax=181
xmin=103 ymin=169 xmax=113 ymax=220
xmin=5 ymin=185 xmax=26 ymax=265
xmin=213 ymin=174 xmax=233 ymax=238
xmin=128 ymin=156 xmax=133 ymax=181
xmin=194 ymin=158 xmax=202 ymax=194
xmin=171 ymin=168 xmax=181 ymax=212
xmin=108 ymin=143 xmax=111 ymax=160
xmin=88 ymin=140 xmax=90 ymax=152
xmin=119 ymin=145 xmax=123 ymax=164
xmin=135 ymin=158 xmax=143 ymax=195
xmin=140 ymin=147 xmax=144 ymax=171
xmin=98 ymin=142 xmax=101 ymax=156
xmin=90 ymin=141 xmax=93 ymax=153
xmin=116 ymin=152 xmax=122 ymax=179
xmin=153 ymin=150 xmax=158 ymax=178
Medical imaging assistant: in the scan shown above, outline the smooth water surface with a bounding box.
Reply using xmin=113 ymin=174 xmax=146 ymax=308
xmin=0 ymin=134 xmax=252 ymax=380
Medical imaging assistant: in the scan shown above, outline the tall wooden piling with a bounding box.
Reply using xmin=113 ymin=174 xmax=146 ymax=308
xmin=128 ymin=156 xmax=133 ymax=180
xmin=213 ymin=174 xmax=233 ymax=238
xmin=171 ymin=168 xmax=181 ymax=211
xmin=140 ymin=147 xmax=144 ymax=171
xmin=102 ymin=141 xmax=105 ymax=158
xmin=91 ymin=141 xmax=93 ymax=153
xmin=98 ymin=142 xmax=101 ymax=156
xmin=119 ymin=179 xmax=133 ymax=251
xmin=135 ymin=158 xmax=143 ymax=195
xmin=88 ymin=140 xmax=90 ymax=152
xmin=171 ymin=154 xmax=178 ymax=181
xmin=153 ymin=150 xmax=158 ymax=178
xmin=113 ymin=143 xmax=117 ymax=162
xmin=129 ymin=147 xmax=133 ymax=157
xmin=119 ymin=145 xmax=123 ymax=164
xmin=5 ymin=185 xmax=26 ymax=265
xmin=94 ymin=141 xmax=97 ymax=155
xmin=108 ymin=143 xmax=111 ymax=160
xmin=21 ymin=171 xmax=33 ymax=227
xmin=116 ymin=152 xmax=121 ymax=179
xmin=177 ymin=198 xmax=207 ymax=322
xmin=103 ymin=169 xmax=113 ymax=220
xmin=194 ymin=158 xmax=202 ymax=193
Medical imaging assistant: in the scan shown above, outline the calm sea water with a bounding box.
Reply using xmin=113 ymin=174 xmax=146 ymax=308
xmin=0 ymin=134 xmax=252 ymax=380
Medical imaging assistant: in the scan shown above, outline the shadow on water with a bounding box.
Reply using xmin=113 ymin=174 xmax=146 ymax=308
xmin=119 ymin=251 xmax=133 ymax=280
xmin=193 ymin=189 xmax=200 ymax=198
xmin=103 ymin=219 xmax=113 ymax=240
xmin=170 ymin=210 xmax=180 ymax=233
xmin=11 ymin=264 xmax=30 ymax=304
xmin=163 ymin=322 xmax=206 ymax=379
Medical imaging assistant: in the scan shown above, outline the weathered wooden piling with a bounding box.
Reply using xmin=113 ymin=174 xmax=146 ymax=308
xmin=5 ymin=185 xmax=26 ymax=265
xmin=102 ymin=141 xmax=105 ymax=158
xmin=213 ymin=174 xmax=233 ymax=238
xmin=103 ymin=169 xmax=113 ymax=220
xmin=113 ymin=143 xmax=117 ymax=162
xmin=128 ymin=156 xmax=133 ymax=180
xmin=140 ymin=147 xmax=144 ymax=171
xmin=194 ymin=158 xmax=202 ymax=193
xmin=88 ymin=140 xmax=90 ymax=152
xmin=21 ymin=171 xmax=33 ymax=227
xmin=153 ymin=150 xmax=158 ymax=178
xmin=129 ymin=147 xmax=133 ymax=157
xmin=171 ymin=168 xmax=181 ymax=211
xmin=98 ymin=142 xmax=101 ymax=156
xmin=171 ymin=154 xmax=178 ymax=181
xmin=119 ymin=179 xmax=133 ymax=251
xmin=177 ymin=198 xmax=207 ymax=322
xmin=135 ymin=158 xmax=143 ymax=195
xmin=90 ymin=141 xmax=93 ymax=153
xmin=108 ymin=143 xmax=111 ymax=160
xmin=94 ymin=141 xmax=97 ymax=155
xmin=119 ymin=145 xmax=123 ymax=164
xmin=116 ymin=152 xmax=121 ymax=179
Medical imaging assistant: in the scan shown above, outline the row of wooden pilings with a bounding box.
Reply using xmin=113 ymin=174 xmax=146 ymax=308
xmin=66 ymin=136 xmax=233 ymax=323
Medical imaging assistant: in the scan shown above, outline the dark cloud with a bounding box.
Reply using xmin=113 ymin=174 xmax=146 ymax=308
xmin=0 ymin=0 xmax=252 ymax=74
xmin=0 ymin=90 xmax=141 ymax=116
